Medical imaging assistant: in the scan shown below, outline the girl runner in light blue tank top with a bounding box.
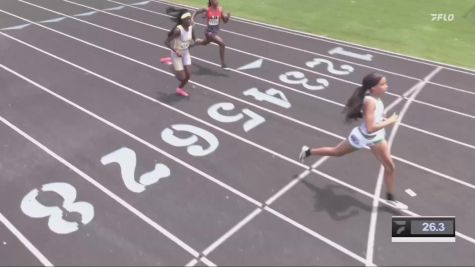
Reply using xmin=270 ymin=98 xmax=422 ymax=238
xmin=298 ymin=73 xmax=407 ymax=210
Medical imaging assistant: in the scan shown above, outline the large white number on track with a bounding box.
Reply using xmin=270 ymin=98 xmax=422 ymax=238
xmin=161 ymin=124 xmax=219 ymax=156
xmin=21 ymin=182 xmax=94 ymax=234
xmin=328 ymin=47 xmax=373 ymax=61
xmin=243 ymin=87 xmax=291 ymax=109
xmin=207 ymin=102 xmax=266 ymax=132
xmin=278 ymin=71 xmax=329 ymax=91
xmin=101 ymin=147 xmax=171 ymax=193
xmin=306 ymin=58 xmax=354 ymax=75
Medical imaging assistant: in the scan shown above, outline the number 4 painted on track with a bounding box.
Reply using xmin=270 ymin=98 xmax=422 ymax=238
xmin=243 ymin=87 xmax=291 ymax=109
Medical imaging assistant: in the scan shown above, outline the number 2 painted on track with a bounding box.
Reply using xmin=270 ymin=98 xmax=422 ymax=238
xmin=101 ymin=147 xmax=171 ymax=193
xmin=306 ymin=58 xmax=354 ymax=75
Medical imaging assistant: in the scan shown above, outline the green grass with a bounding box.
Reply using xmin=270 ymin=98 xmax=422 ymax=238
xmin=170 ymin=0 xmax=475 ymax=70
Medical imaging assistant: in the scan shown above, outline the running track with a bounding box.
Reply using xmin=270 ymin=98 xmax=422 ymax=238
xmin=0 ymin=0 xmax=474 ymax=266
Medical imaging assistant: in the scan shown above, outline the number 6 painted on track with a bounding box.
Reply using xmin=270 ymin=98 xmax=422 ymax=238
xmin=161 ymin=124 xmax=219 ymax=156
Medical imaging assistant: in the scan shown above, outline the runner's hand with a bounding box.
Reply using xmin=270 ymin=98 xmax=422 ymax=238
xmin=387 ymin=113 xmax=399 ymax=124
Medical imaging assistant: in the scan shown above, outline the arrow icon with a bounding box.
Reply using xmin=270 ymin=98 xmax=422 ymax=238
xmin=237 ymin=58 xmax=263 ymax=71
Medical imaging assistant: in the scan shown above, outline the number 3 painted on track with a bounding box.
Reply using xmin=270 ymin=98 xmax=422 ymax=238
xmin=279 ymin=71 xmax=329 ymax=90
xmin=21 ymin=182 xmax=94 ymax=234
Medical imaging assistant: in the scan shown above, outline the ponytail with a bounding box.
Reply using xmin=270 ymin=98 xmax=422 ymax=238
xmin=343 ymin=73 xmax=384 ymax=122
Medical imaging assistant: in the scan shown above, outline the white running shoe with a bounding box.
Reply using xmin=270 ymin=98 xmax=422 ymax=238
xmin=298 ymin=145 xmax=310 ymax=162
xmin=387 ymin=200 xmax=408 ymax=210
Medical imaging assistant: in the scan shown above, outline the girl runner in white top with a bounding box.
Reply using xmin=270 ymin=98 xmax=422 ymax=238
xmin=298 ymin=73 xmax=407 ymax=210
xmin=161 ymin=8 xmax=198 ymax=97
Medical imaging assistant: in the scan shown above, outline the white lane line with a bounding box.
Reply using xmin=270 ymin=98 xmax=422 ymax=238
xmin=409 ymin=99 xmax=475 ymax=119
xmin=103 ymin=6 xmax=124 ymax=11
xmin=265 ymin=156 xmax=329 ymax=206
xmin=202 ymin=208 xmax=262 ymax=257
xmin=392 ymin=155 xmax=475 ymax=190
xmin=405 ymin=189 xmax=417 ymax=197
xmin=0 ymin=212 xmax=53 ymax=266
xmin=75 ymin=11 xmax=97 ymax=17
xmin=264 ymin=207 xmax=370 ymax=265
xmin=400 ymin=123 xmax=475 ymax=150
xmin=39 ymin=17 xmax=65 ymax=24
xmin=194 ymin=156 xmax=364 ymax=264
xmin=185 ymin=258 xmax=198 ymax=267
xmin=2 ymin=23 xmax=31 ymax=30
xmin=365 ymin=66 xmax=442 ymax=266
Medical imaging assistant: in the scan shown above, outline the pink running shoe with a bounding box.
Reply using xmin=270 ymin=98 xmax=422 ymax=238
xmin=160 ymin=57 xmax=172 ymax=65
xmin=176 ymin=87 xmax=189 ymax=97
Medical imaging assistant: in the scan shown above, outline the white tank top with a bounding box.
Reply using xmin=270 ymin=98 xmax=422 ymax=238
xmin=360 ymin=95 xmax=385 ymax=136
xmin=172 ymin=25 xmax=192 ymax=51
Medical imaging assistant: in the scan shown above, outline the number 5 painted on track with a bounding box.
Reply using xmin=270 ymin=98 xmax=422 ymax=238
xmin=207 ymin=102 xmax=266 ymax=132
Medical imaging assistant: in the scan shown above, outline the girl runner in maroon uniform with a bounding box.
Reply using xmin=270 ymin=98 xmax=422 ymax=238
xmin=192 ymin=0 xmax=231 ymax=70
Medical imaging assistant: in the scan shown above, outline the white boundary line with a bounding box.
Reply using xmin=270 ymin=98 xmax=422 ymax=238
xmin=156 ymin=0 xmax=475 ymax=74
xmin=22 ymin=0 xmax=475 ymax=144
xmin=365 ymin=67 xmax=442 ymax=266
xmin=1 ymin=7 xmax=474 ymax=195
xmin=0 ymin=212 xmax=53 ymax=266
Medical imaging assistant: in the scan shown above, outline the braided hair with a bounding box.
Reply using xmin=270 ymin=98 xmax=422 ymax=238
xmin=166 ymin=7 xmax=190 ymax=37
